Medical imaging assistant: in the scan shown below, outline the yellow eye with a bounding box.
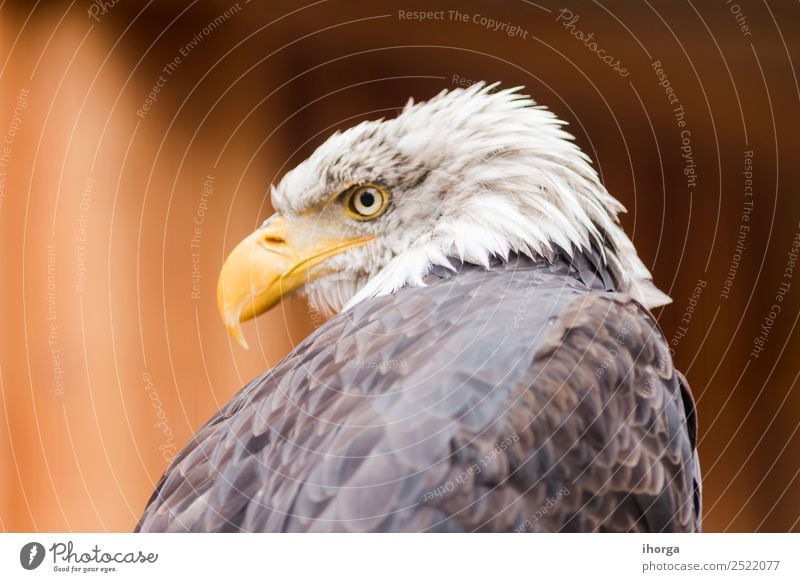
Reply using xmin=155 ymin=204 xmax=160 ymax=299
xmin=343 ymin=184 xmax=389 ymax=220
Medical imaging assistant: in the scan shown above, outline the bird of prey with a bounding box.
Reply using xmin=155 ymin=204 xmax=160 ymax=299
xmin=137 ymin=82 xmax=701 ymax=532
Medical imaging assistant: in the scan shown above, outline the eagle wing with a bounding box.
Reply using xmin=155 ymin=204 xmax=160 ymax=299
xmin=496 ymin=293 xmax=701 ymax=532
xmin=136 ymin=258 xmax=700 ymax=532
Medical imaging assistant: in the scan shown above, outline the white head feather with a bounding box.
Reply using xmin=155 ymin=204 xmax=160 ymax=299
xmin=270 ymin=82 xmax=670 ymax=315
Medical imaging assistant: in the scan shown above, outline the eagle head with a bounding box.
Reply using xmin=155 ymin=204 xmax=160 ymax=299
xmin=217 ymin=82 xmax=670 ymax=347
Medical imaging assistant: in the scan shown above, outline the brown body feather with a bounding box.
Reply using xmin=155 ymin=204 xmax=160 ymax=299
xmin=137 ymin=256 xmax=700 ymax=532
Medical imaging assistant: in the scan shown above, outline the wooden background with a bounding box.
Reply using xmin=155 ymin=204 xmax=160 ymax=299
xmin=1 ymin=0 xmax=798 ymax=531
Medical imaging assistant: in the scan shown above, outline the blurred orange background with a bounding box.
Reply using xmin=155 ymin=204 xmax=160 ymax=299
xmin=1 ymin=0 xmax=799 ymax=532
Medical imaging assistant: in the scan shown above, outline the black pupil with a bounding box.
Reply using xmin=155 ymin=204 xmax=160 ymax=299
xmin=359 ymin=190 xmax=375 ymax=209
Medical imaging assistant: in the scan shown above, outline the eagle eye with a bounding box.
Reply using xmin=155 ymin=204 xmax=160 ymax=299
xmin=343 ymin=184 xmax=389 ymax=220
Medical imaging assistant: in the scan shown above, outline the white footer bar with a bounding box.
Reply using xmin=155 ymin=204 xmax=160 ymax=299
xmin=1 ymin=533 xmax=797 ymax=581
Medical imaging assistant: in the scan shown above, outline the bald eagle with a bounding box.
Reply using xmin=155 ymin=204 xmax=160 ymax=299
xmin=137 ymin=83 xmax=701 ymax=532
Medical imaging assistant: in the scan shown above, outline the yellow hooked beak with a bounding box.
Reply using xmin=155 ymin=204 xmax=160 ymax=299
xmin=217 ymin=214 xmax=374 ymax=348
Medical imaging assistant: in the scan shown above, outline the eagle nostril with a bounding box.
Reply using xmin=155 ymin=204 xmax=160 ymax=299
xmin=262 ymin=232 xmax=285 ymax=244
